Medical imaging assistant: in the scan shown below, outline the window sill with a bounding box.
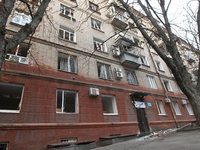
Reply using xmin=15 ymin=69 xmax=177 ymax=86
xmin=167 ymin=90 xmax=174 ymax=93
xmin=58 ymin=69 xmax=78 ymax=75
xmin=103 ymin=113 xmax=118 ymax=116
xmin=158 ymin=69 xmax=165 ymax=72
xmin=99 ymin=77 xmax=113 ymax=81
xmin=59 ymin=13 xmax=76 ymax=22
xmin=95 ymin=49 xmax=108 ymax=54
xmin=0 ymin=110 xmax=20 ymax=113
xmin=89 ymin=8 xmax=101 ymax=15
xmin=158 ymin=114 xmax=168 ymax=116
xmin=128 ymin=83 xmax=139 ymax=86
xmin=10 ymin=21 xmax=24 ymax=27
xmin=91 ymin=27 xmax=104 ymax=33
xmin=141 ymin=64 xmax=150 ymax=67
xmin=58 ymin=37 xmax=77 ymax=44
xmin=56 ymin=112 xmax=78 ymax=114
xmin=176 ymin=114 xmax=182 ymax=116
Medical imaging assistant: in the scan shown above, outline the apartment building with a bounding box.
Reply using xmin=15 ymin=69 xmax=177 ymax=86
xmin=0 ymin=0 xmax=196 ymax=149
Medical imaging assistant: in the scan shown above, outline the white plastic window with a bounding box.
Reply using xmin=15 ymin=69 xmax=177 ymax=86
xmin=101 ymin=94 xmax=118 ymax=115
xmin=147 ymin=75 xmax=157 ymax=89
xmin=59 ymin=28 xmax=76 ymax=42
xmin=155 ymin=100 xmax=166 ymax=115
xmin=12 ymin=10 xmax=31 ymax=26
xmin=172 ymin=102 xmax=181 ymax=115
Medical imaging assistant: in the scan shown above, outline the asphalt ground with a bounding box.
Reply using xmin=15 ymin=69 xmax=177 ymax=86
xmin=92 ymin=130 xmax=200 ymax=150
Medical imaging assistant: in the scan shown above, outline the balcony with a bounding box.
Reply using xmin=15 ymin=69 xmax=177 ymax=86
xmin=5 ymin=54 xmax=29 ymax=64
xmin=111 ymin=13 xmax=128 ymax=29
xmin=120 ymin=51 xmax=141 ymax=69
xmin=115 ymin=33 xmax=134 ymax=46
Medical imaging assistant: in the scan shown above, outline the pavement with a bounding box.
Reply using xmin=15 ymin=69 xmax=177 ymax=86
xmin=92 ymin=129 xmax=200 ymax=150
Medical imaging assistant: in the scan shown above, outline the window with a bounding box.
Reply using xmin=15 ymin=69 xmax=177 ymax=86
xmin=147 ymin=75 xmax=157 ymax=89
xmin=185 ymin=104 xmax=194 ymax=115
xmin=91 ymin=18 xmax=101 ymax=30
xmin=12 ymin=10 xmax=31 ymax=26
xmin=172 ymin=102 xmax=181 ymax=115
xmin=93 ymin=38 xmax=107 ymax=52
xmin=155 ymin=100 xmax=166 ymax=115
xmin=28 ymin=0 xmax=40 ymax=5
xmin=58 ymin=53 xmax=77 ymax=73
xmin=56 ymin=89 xmax=78 ymax=113
xmin=59 ymin=25 xmax=76 ymax=42
xmin=97 ymin=62 xmax=113 ymax=80
xmin=89 ymin=2 xmax=99 ymax=12
xmin=60 ymin=4 xmax=74 ymax=20
xmin=140 ymin=56 xmax=149 ymax=66
xmin=163 ymin=80 xmax=173 ymax=92
xmin=101 ymin=94 xmax=118 ymax=115
xmin=0 ymin=143 xmax=8 ymax=150
xmin=5 ymin=43 xmax=29 ymax=64
xmin=125 ymin=70 xmax=138 ymax=85
xmin=155 ymin=60 xmax=164 ymax=71
xmin=0 ymin=82 xmax=23 ymax=113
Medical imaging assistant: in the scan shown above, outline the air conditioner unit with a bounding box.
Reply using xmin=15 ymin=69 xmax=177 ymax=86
xmin=181 ymin=100 xmax=187 ymax=105
xmin=165 ymin=98 xmax=171 ymax=104
xmin=114 ymin=67 xmax=122 ymax=72
xmin=89 ymin=88 xmax=99 ymax=96
xmin=113 ymin=50 xmax=120 ymax=57
xmin=115 ymin=72 xmax=123 ymax=79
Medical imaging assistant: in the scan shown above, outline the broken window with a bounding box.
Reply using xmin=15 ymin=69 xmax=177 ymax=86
xmin=91 ymin=18 xmax=101 ymax=30
xmin=125 ymin=70 xmax=138 ymax=85
xmin=58 ymin=53 xmax=77 ymax=73
xmin=101 ymin=94 xmax=118 ymax=114
xmin=12 ymin=10 xmax=31 ymax=26
xmin=56 ymin=89 xmax=78 ymax=113
xmin=0 ymin=143 xmax=8 ymax=150
xmin=155 ymin=100 xmax=166 ymax=115
xmin=59 ymin=25 xmax=76 ymax=42
xmin=163 ymin=80 xmax=173 ymax=92
xmin=97 ymin=62 xmax=113 ymax=80
xmin=172 ymin=102 xmax=181 ymax=115
xmin=60 ymin=4 xmax=74 ymax=19
xmin=5 ymin=43 xmax=29 ymax=64
xmin=89 ymin=2 xmax=99 ymax=12
xmin=0 ymin=82 xmax=23 ymax=112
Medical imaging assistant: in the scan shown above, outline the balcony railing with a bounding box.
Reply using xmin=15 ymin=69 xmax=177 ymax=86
xmin=5 ymin=54 xmax=29 ymax=64
xmin=120 ymin=51 xmax=141 ymax=69
xmin=111 ymin=13 xmax=128 ymax=29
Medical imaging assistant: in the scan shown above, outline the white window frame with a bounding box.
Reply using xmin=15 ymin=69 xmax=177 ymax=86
xmin=12 ymin=10 xmax=31 ymax=26
xmin=147 ymin=75 xmax=157 ymax=89
xmin=140 ymin=55 xmax=149 ymax=66
xmin=94 ymin=39 xmax=107 ymax=52
xmin=155 ymin=60 xmax=164 ymax=71
xmin=60 ymin=4 xmax=74 ymax=20
xmin=0 ymin=142 xmax=9 ymax=150
xmin=56 ymin=89 xmax=78 ymax=114
xmin=59 ymin=28 xmax=76 ymax=42
xmin=91 ymin=18 xmax=101 ymax=30
xmin=101 ymin=94 xmax=118 ymax=115
xmin=97 ymin=62 xmax=113 ymax=80
xmin=125 ymin=70 xmax=138 ymax=85
xmin=155 ymin=100 xmax=166 ymax=115
xmin=163 ymin=80 xmax=173 ymax=92
xmin=172 ymin=101 xmax=181 ymax=115
xmin=185 ymin=104 xmax=194 ymax=115
xmin=0 ymin=82 xmax=24 ymax=113
xmin=58 ymin=53 xmax=77 ymax=73
xmin=5 ymin=44 xmax=29 ymax=64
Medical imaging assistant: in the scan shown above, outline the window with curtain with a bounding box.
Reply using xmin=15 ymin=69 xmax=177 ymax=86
xmin=93 ymin=38 xmax=107 ymax=52
xmin=147 ymin=75 xmax=157 ymax=89
xmin=58 ymin=53 xmax=77 ymax=73
xmin=91 ymin=18 xmax=101 ymax=30
xmin=125 ymin=70 xmax=138 ymax=85
xmin=97 ymin=62 xmax=113 ymax=80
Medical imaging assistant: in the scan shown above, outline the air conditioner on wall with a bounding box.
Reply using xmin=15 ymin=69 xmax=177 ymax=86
xmin=181 ymin=100 xmax=187 ymax=105
xmin=89 ymin=88 xmax=99 ymax=96
xmin=165 ymin=98 xmax=171 ymax=104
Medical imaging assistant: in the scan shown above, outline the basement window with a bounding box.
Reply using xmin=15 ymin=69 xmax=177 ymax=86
xmin=5 ymin=43 xmax=29 ymax=64
xmin=0 ymin=83 xmax=23 ymax=113
xmin=61 ymin=138 xmax=77 ymax=143
xmin=101 ymin=94 xmax=118 ymax=115
xmin=0 ymin=142 xmax=8 ymax=150
xmin=56 ymin=89 xmax=78 ymax=113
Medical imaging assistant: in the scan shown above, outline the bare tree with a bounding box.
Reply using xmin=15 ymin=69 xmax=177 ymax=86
xmin=0 ymin=0 xmax=51 ymax=72
xmin=117 ymin=0 xmax=200 ymax=125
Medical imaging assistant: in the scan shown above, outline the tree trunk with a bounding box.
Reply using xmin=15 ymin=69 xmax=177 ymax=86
xmin=189 ymin=94 xmax=200 ymax=125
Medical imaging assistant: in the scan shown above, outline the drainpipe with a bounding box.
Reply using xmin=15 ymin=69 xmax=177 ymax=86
xmin=145 ymin=40 xmax=178 ymax=128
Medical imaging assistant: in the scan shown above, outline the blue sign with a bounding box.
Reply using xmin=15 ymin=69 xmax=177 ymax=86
xmin=147 ymin=102 xmax=152 ymax=107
